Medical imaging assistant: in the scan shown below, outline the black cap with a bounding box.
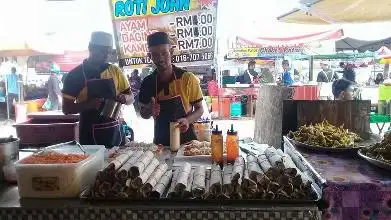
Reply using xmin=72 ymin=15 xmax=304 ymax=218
xmin=147 ymin=32 xmax=170 ymax=47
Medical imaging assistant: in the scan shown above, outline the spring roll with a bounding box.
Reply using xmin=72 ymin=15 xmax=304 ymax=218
xmin=191 ymin=165 xmax=206 ymax=197
xmin=231 ymin=156 xmax=244 ymax=184
xmin=116 ymin=151 xmax=144 ymax=180
xmin=130 ymin=151 xmax=154 ymax=178
xmin=174 ymin=162 xmax=192 ymax=193
xmin=151 ymin=170 xmax=173 ymax=198
xmin=133 ymin=157 xmax=160 ymax=188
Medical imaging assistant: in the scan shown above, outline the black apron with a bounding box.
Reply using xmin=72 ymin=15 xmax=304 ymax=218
xmin=154 ymin=74 xmax=197 ymax=146
xmin=79 ymin=63 xmax=123 ymax=148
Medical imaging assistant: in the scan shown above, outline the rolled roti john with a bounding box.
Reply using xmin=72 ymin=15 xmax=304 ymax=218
xmin=230 ymin=184 xmax=243 ymax=200
xmin=223 ymin=165 xmax=233 ymax=196
xmin=231 ymin=156 xmax=244 ymax=184
xmin=143 ymin=162 xmax=168 ymax=193
xmin=265 ymin=147 xmax=284 ymax=168
xmin=192 ymin=166 xmax=206 ymax=198
xmin=151 ymin=170 xmax=173 ymax=198
xmin=116 ymin=151 xmax=144 ymax=180
xmin=241 ymin=165 xmax=257 ymax=189
xmin=257 ymin=153 xmax=272 ymax=174
xmin=210 ymin=163 xmax=222 ymax=195
xmin=174 ymin=162 xmax=192 ymax=193
xmin=203 ymin=170 xmax=214 ymax=200
xmin=167 ymin=169 xmax=180 ymax=198
xmin=133 ymin=157 xmax=160 ymax=188
xmin=130 ymin=151 xmax=155 ymax=178
xmin=247 ymin=154 xmax=265 ymax=182
xmin=106 ymin=150 xmax=134 ymax=173
xmin=183 ymin=170 xmax=194 ymax=199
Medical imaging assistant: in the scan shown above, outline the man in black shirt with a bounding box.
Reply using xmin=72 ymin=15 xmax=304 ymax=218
xmin=236 ymin=60 xmax=258 ymax=84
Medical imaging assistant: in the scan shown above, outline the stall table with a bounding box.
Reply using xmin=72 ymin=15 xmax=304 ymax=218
xmin=285 ymin=139 xmax=391 ymax=220
xmin=0 ymin=146 xmax=323 ymax=220
xmin=0 ymin=186 xmax=321 ymax=220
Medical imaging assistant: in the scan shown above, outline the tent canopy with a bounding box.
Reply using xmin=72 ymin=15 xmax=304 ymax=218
xmin=336 ymin=37 xmax=391 ymax=52
xmin=277 ymin=0 xmax=391 ymax=24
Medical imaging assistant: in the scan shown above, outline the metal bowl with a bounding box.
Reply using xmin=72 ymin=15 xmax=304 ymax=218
xmin=100 ymin=99 xmax=122 ymax=119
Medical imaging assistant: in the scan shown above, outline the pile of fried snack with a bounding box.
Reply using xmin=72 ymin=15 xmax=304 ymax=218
xmin=363 ymin=132 xmax=391 ymax=163
xmin=289 ymin=121 xmax=362 ymax=148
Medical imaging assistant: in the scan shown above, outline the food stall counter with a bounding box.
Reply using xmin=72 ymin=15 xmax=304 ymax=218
xmin=0 ymin=143 xmax=323 ymax=220
xmin=0 ymin=185 xmax=320 ymax=220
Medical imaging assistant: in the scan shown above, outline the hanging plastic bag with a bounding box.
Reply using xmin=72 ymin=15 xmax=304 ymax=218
xmin=42 ymin=98 xmax=52 ymax=111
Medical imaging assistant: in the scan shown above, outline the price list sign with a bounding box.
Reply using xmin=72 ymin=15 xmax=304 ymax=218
xmin=110 ymin=0 xmax=219 ymax=66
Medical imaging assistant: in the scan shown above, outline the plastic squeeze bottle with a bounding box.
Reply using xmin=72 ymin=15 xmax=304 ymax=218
xmin=170 ymin=122 xmax=180 ymax=152
xmin=226 ymin=124 xmax=239 ymax=163
xmin=211 ymin=125 xmax=223 ymax=166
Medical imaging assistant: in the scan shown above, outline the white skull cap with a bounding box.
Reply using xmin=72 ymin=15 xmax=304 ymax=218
xmin=90 ymin=31 xmax=113 ymax=47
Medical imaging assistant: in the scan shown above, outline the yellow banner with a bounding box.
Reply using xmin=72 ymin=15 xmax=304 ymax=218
xmin=110 ymin=0 xmax=219 ymax=66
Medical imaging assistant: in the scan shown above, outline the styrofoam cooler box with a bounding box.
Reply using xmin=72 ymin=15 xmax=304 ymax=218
xmin=13 ymin=119 xmax=79 ymax=145
xmin=15 ymin=144 xmax=104 ymax=198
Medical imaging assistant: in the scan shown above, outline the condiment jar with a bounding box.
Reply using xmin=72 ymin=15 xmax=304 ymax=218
xmin=211 ymin=125 xmax=223 ymax=166
xmin=226 ymin=124 xmax=239 ymax=163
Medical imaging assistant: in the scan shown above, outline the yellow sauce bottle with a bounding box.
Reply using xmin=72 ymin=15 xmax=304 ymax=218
xmin=226 ymin=124 xmax=239 ymax=163
xmin=211 ymin=125 xmax=223 ymax=166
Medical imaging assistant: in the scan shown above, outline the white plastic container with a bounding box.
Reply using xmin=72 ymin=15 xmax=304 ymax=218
xmin=15 ymin=144 xmax=104 ymax=198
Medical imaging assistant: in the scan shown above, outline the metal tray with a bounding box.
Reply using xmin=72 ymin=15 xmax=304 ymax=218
xmin=287 ymin=137 xmax=362 ymax=153
xmin=357 ymin=149 xmax=391 ymax=171
xmin=79 ymin=184 xmax=321 ymax=205
xmin=283 ymin=137 xmax=327 ymax=188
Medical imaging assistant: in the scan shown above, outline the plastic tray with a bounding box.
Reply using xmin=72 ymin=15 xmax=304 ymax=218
xmin=15 ymin=142 xmax=105 ymax=198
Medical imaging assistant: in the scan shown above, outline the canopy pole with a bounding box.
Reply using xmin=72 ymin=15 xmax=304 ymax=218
xmin=309 ymin=56 xmax=314 ymax=81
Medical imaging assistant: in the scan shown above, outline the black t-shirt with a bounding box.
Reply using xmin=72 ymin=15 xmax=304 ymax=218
xmin=62 ymin=61 xmax=130 ymax=143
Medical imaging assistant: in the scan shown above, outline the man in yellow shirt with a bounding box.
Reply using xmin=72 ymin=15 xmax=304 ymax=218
xmin=139 ymin=32 xmax=204 ymax=146
xmin=62 ymin=31 xmax=133 ymax=147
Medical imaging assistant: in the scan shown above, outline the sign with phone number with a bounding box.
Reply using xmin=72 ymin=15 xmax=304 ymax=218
xmin=110 ymin=0 xmax=219 ymax=66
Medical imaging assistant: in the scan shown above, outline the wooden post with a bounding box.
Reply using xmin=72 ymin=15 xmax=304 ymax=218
xmin=254 ymin=85 xmax=293 ymax=148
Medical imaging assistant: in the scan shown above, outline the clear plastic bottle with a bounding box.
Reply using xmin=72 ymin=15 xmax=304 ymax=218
xmin=211 ymin=125 xmax=223 ymax=166
xmin=226 ymin=124 xmax=239 ymax=163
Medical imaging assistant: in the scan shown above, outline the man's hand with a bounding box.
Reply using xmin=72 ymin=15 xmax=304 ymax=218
xmin=116 ymin=94 xmax=127 ymax=104
xmin=177 ymin=118 xmax=190 ymax=133
xmin=151 ymin=97 xmax=160 ymax=118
